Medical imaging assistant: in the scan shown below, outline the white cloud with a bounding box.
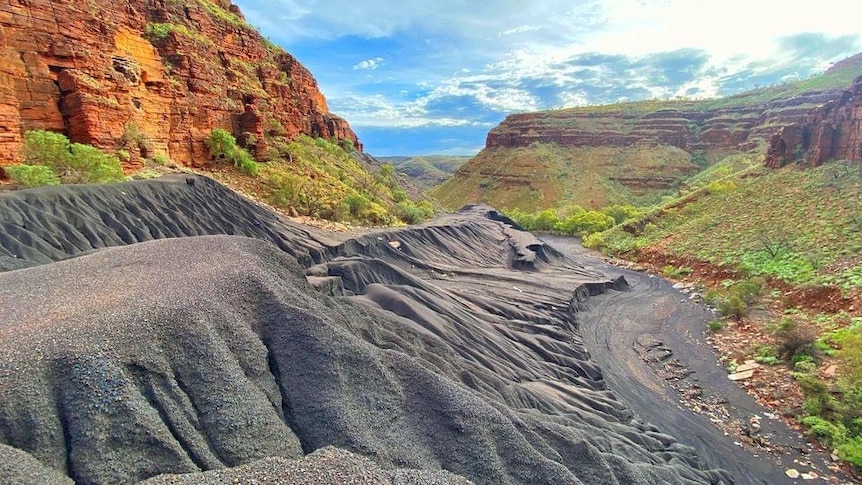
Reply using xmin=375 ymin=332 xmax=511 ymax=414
xmin=353 ymin=57 xmax=384 ymax=71
xmin=331 ymin=93 xmax=493 ymax=128
xmin=499 ymin=25 xmax=543 ymax=37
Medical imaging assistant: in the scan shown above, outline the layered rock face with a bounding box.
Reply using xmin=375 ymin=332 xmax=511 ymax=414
xmin=486 ymin=91 xmax=845 ymax=161
xmin=0 ymin=0 xmax=358 ymax=168
xmin=486 ymin=55 xmax=862 ymax=169
xmin=765 ymin=77 xmax=862 ymax=167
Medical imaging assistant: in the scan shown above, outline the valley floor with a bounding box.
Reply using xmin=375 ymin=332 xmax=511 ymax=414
xmin=542 ymin=235 xmax=855 ymax=483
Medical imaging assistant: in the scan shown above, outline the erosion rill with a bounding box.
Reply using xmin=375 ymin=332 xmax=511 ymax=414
xmin=0 ymin=0 xmax=358 ymax=169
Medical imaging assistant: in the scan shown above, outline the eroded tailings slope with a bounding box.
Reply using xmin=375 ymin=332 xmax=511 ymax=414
xmin=0 ymin=177 xmax=731 ymax=484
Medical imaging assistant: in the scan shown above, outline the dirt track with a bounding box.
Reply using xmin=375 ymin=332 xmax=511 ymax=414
xmin=543 ymin=235 xmax=846 ymax=484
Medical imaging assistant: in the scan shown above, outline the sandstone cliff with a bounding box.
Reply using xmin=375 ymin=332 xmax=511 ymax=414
xmin=486 ymin=55 xmax=862 ymax=168
xmin=434 ymin=55 xmax=862 ymax=212
xmin=765 ymin=77 xmax=862 ymax=167
xmin=485 ymin=90 xmax=860 ymax=167
xmin=0 ymin=0 xmax=358 ymax=169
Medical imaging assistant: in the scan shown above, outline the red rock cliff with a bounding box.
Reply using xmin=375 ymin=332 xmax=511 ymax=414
xmin=0 ymin=0 xmax=359 ymax=168
xmin=486 ymin=56 xmax=862 ymax=168
xmin=765 ymin=77 xmax=862 ymax=167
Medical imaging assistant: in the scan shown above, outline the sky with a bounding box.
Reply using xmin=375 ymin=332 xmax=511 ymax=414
xmin=234 ymin=0 xmax=862 ymax=156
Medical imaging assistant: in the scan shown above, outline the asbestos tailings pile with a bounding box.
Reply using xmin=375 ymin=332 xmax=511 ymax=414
xmin=0 ymin=176 xmax=730 ymax=484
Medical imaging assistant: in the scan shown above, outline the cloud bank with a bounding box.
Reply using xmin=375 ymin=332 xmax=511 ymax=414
xmin=237 ymin=0 xmax=862 ymax=155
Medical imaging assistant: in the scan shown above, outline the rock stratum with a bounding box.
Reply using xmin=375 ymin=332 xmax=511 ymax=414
xmin=0 ymin=0 xmax=358 ymax=169
xmin=434 ymin=54 xmax=862 ymax=211
xmin=0 ymin=176 xmax=751 ymax=484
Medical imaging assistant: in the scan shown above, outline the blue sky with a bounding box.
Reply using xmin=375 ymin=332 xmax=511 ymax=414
xmin=234 ymin=0 xmax=862 ymax=156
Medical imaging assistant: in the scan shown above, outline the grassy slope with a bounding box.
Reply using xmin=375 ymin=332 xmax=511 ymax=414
xmin=431 ymin=144 xmax=697 ymax=211
xmin=594 ymin=158 xmax=862 ymax=290
xmin=378 ymin=155 xmax=470 ymax=190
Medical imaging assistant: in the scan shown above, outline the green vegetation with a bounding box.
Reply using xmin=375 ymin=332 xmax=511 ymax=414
xmin=432 ymin=144 xmax=697 ymax=212
xmin=144 ymin=22 xmax=211 ymax=44
xmin=196 ymin=0 xmax=247 ymax=27
xmin=205 ymin=129 xmax=259 ymax=176
xmin=4 ymin=164 xmax=60 ymax=187
xmin=792 ymin=318 xmax=862 ymax=467
xmin=589 ymin=157 xmax=862 ymax=289
xmin=505 ymin=205 xmax=619 ymax=237
xmin=378 ymin=155 xmax=471 ymax=190
xmin=16 ymin=130 xmax=124 ymax=185
xmin=232 ymin=135 xmax=434 ymax=225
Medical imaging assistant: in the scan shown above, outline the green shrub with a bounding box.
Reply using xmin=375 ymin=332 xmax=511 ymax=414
xmin=151 ymin=153 xmax=170 ymax=166
xmin=4 ymin=164 xmax=60 ymax=187
xmin=730 ymin=278 xmax=764 ymax=304
xmin=663 ymin=265 xmax=693 ymax=279
xmin=392 ymin=188 xmax=408 ymax=203
xmin=708 ymin=320 xmax=725 ymax=332
xmin=21 ymin=130 xmax=70 ymax=169
xmin=206 ymin=129 xmax=237 ymax=160
xmin=205 ymin=129 xmax=258 ymax=176
xmin=345 ymin=194 xmax=370 ymax=217
xmin=232 ymin=148 xmax=259 ymax=176
xmin=582 ymin=231 xmax=604 ymax=249
xmin=554 ymin=210 xmax=615 ymax=236
xmin=66 ymin=144 xmax=125 ymax=183
xmin=754 ymin=345 xmax=780 ymax=365
xmin=267 ymin=172 xmax=305 ymax=208
xmin=801 ymin=416 xmax=847 ymax=447
xmin=602 ymin=204 xmax=640 ymax=224
xmin=717 ymin=295 xmax=746 ymax=320
xmin=394 ymin=201 xmax=434 ymax=224
xmin=837 ymin=437 xmax=862 ymax=468
xmin=20 ymin=130 xmax=124 ymax=184
xmin=533 ymin=209 xmax=559 ymax=232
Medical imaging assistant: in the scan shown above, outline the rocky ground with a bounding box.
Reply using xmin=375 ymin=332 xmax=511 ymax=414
xmin=540 ymin=238 xmax=855 ymax=484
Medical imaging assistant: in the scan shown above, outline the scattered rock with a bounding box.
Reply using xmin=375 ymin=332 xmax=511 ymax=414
xmin=785 ymin=468 xmax=800 ymax=479
xmin=728 ymin=370 xmax=755 ymax=381
xmin=735 ymin=362 xmax=761 ymax=373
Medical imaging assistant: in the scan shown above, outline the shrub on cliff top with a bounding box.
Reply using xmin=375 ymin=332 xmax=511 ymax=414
xmin=21 ymin=130 xmax=124 ymax=184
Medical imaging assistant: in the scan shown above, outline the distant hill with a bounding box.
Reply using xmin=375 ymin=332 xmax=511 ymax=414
xmin=432 ymin=53 xmax=862 ymax=211
xmin=378 ymin=155 xmax=471 ymax=190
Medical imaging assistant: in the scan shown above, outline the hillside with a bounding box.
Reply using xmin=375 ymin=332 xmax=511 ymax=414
xmin=433 ymin=53 xmax=862 ymax=211
xmin=0 ymin=0 xmax=358 ymax=168
xmin=0 ymin=0 xmax=439 ymax=226
xmin=378 ymin=155 xmax=470 ymax=190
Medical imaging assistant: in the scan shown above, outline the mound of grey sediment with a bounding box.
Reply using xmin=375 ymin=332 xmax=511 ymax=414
xmin=0 ymin=176 xmax=731 ymax=484
xmin=140 ymin=446 xmax=474 ymax=485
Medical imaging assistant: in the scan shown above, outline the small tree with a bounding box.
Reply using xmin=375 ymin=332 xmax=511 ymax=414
xmin=206 ymin=129 xmax=238 ymax=160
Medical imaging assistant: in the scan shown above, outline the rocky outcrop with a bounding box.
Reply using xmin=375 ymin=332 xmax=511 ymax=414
xmin=486 ymin=56 xmax=862 ymax=169
xmin=0 ymin=0 xmax=359 ymax=169
xmin=486 ymin=91 xmax=841 ymax=160
xmin=766 ymin=77 xmax=862 ymax=167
